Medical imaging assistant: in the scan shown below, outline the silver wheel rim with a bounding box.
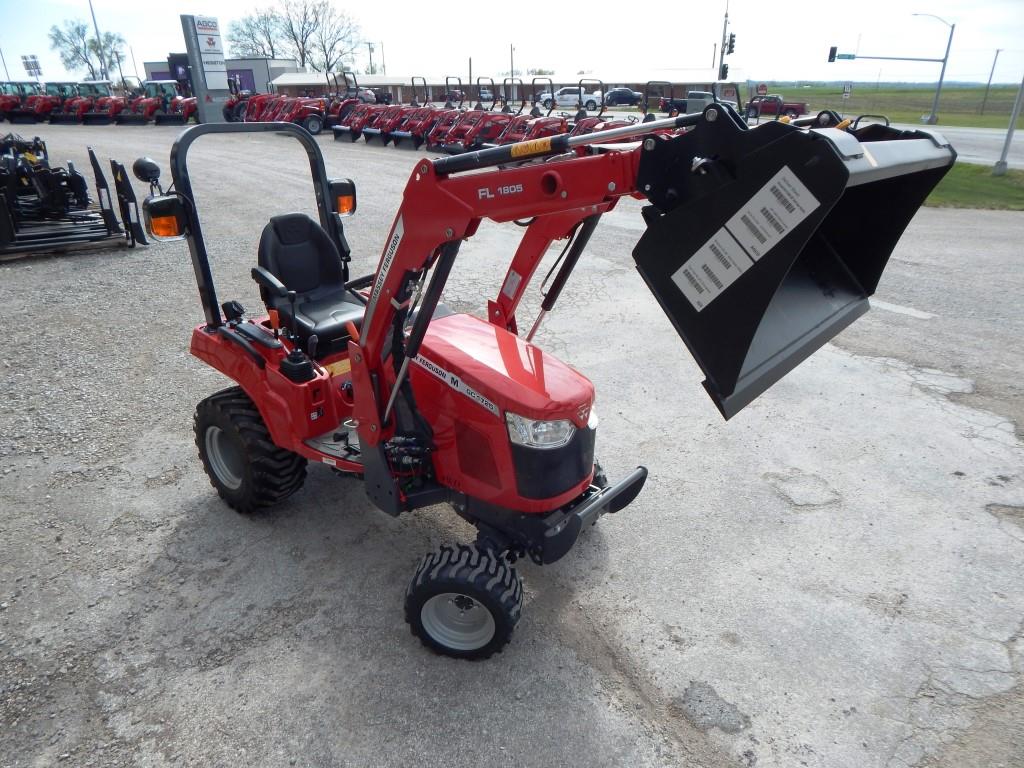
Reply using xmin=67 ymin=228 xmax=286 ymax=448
xmin=421 ymin=593 xmax=496 ymax=651
xmin=205 ymin=425 xmax=244 ymax=490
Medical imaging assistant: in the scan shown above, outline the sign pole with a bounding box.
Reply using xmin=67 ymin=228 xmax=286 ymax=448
xmin=180 ymin=15 xmax=229 ymax=124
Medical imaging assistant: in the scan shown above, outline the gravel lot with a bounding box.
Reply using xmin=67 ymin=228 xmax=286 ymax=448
xmin=1 ymin=124 xmax=1021 ymax=768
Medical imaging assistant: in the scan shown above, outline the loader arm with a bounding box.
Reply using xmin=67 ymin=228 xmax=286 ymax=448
xmin=348 ymin=106 xmax=955 ymax=444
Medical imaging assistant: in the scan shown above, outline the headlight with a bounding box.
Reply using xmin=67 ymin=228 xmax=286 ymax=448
xmin=505 ymin=411 xmax=575 ymax=450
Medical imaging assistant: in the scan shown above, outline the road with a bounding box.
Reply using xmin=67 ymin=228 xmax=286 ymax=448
xmin=893 ymin=123 xmax=1023 ymax=169
xmin=1 ymin=125 xmax=1021 ymax=768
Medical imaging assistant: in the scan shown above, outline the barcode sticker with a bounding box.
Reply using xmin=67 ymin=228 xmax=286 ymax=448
xmin=724 ymin=166 xmax=819 ymax=260
xmin=671 ymin=230 xmax=754 ymax=311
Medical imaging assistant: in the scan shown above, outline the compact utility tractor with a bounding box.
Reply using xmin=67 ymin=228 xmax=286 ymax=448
xmin=136 ymin=108 xmax=954 ymax=658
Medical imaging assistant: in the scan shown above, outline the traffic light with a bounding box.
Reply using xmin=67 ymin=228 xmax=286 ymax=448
xmin=727 ymin=33 xmax=736 ymax=54
xmin=719 ymin=63 xmax=729 ymax=80
xmin=828 ymin=46 xmax=837 ymax=62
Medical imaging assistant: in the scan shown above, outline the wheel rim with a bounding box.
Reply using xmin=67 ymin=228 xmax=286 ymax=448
xmin=205 ymin=426 xmax=244 ymax=490
xmin=421 ymin=593 xmax=496 ymax=651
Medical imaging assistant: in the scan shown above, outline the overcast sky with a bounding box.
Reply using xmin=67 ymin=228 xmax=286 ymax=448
xmin=2 ymin=0 xmax=1021 ymax=84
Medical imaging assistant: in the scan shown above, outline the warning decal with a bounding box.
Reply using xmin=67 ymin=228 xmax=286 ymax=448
xmin=671 ymin=166 xmax=820 ymax=312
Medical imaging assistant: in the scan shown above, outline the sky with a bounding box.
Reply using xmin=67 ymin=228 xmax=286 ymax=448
xmin=1 ymin=0 xmax=1022 ymax=85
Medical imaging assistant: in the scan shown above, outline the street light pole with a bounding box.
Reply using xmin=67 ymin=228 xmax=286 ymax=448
xmin=980 ymin=48 xmax=1001 ymax=115
xmin=87 ymin=0 xmax=109 ymax=80
xmin=913 ymin=13 xmax=955 ymax=125
xmin=993 ymin=72 xmax=1023 ymax=177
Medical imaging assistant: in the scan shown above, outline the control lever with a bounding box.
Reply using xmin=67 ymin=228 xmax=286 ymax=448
xmin=308 ymin=333 xmax=318 ymax=358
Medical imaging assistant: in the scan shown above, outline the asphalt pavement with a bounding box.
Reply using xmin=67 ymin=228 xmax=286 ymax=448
xmin=1 ymin=124 xmax=1021 ymax=768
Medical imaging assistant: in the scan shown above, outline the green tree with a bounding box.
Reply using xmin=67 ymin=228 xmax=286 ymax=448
xmin=90 ymin=31 xmax=126 ymax=79
xmin=48 ymin=20 xmax=99 ymax=79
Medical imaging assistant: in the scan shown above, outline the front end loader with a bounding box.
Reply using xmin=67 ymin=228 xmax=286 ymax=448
xmin=135 ymin=108 xmax=954 ymax=659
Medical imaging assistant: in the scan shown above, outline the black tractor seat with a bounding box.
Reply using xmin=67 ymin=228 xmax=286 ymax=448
xmin=254 ymin=213 xmax=364 ymax=357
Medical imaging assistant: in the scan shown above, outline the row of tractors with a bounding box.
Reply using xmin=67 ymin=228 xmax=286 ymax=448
xmin=331 ymin=77 xmax=674 ymax=154
xmin=0 ymin=80 xmax=196 ymax=125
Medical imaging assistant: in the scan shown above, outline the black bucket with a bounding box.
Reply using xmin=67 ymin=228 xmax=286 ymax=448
xmin=633 ymin=111 xmax=955 ymax=419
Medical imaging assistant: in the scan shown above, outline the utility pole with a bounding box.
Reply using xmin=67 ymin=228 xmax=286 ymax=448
xmin=366 ymin=42 xmax=374 ymax=74
xmin=981 ymin=49 xmax=1002 ymax=115
xmin=912 ymin=13 xmax=955 ymax=125
xmin=510 ymin=44 xmax=515 ymax=101
xmin=993 ymin=72 xmax=1023 ymax=177
xmin=380 ymin=42 xmax=386 ymax=76
xmin=0 ymin=46 xmax=9 ymax=80
xmin=87 ymin=0 xmax=108 ymax=80
xmin=711 ymin=43 xmax=717 ymax=68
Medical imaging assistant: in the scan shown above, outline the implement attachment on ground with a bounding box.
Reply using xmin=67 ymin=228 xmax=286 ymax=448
xmin=632 ymin=108 xmax=956 ymax=418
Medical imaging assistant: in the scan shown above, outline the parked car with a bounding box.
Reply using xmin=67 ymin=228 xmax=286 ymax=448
xmin=538 ymin=86 xmax=603 ymax=111
xmin=744 ymin=94 xmax=809 ymax=119
xmin=604 ymin=87 xmax=643 ymax=106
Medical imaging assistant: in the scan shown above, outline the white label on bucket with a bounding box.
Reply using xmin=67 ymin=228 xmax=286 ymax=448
xmin=724 ymin=166 xmax=819 ymax=261
xmin=671 ymin=229 xmax=753 ymax=312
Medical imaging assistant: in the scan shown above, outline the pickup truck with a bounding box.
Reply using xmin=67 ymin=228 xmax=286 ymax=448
xmin=744 ymin=94 xmax=809 ymax=119
xmin=657 ymin=91 xmax=717 ymax=113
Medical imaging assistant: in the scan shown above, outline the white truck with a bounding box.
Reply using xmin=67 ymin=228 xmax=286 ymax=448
xmin=538 ymin=86 xmax=603 ymax=111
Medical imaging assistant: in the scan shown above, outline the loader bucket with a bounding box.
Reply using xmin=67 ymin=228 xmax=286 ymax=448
xmin=82 ymin=113 xmax=113 ymax=125
xmin=6 ymin=111 xmax=41 ymax=124
xmin=632 ymin=113 xmax=955 ymax=419
xmin=153 ymin=114 xmax=186 ymax=126
xmin=48 ymin=112 xmax=81 ymax=124
xmin=115 ymin=114 xmax=149 ymax=125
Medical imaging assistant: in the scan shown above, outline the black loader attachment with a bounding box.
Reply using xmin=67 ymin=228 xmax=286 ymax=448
xmin=632 ymin=105 xmax=955 ymax=418
xmin=0 ymin=132 xmax=143 ymax=257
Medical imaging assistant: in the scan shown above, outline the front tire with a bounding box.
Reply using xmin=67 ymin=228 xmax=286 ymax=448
xmin=194 ymin=387 xmax=307 ymax=514
xmin=585 ymin=100 xmax=597 ymax=111
xmin=405 ymin=544 xmax=522 ymax=659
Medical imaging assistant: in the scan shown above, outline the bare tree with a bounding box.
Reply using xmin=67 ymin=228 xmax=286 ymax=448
xmin=226 ymin=10 xmax=281 ymax=59
xmin=308 ymin=3 xmax=359 ymax=73
xmin=48 ymin=20 xmax=99 ymax=80
xmin=277 ymin=0 xmax=320 ymax=69
xmin=226 ymin=1 xmax=361 ymax=72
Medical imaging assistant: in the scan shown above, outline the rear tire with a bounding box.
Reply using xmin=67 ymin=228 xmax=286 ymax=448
xmin=746 ymin=106 xmax=759 ymax=119
xmin=405 ymin=544 xmax=522 ymax=659
xmin=303 ymin=114 xmax=323 ymax=134
xmin=194 ymin=387 xmax=307 ymax=514
xmin=585 ymin=100 xmax=597 ymax=111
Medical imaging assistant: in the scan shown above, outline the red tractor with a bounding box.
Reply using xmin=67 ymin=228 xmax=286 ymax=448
xmin=115 ymin=81 xmax=196 ymax=125
xmin=0 ymin=82 xmax=42 ymax=122
xmin=492 ymin=78 xmax=568 ymax=146
xmin=5 ymin=82 xmax=77 ymax=123
xmin=135 ymin=112 xmax=954 ymax=658
xmin=437 ymin=77 xmax=516 ymax=154
xmin=325 ymin=71 xmax=369 ymax=129
xmin=274 ymin=95 xmax=328 ymax=134
xmin=51 ymin=81 xmax=117 ymax=123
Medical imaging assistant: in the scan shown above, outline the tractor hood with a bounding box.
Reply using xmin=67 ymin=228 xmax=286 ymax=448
xmin=632 ymin=116 xmax=955 ymax=419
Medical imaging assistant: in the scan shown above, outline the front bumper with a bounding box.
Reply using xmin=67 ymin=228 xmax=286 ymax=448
xmin=459 ymin=466 xmax=648 ymax=564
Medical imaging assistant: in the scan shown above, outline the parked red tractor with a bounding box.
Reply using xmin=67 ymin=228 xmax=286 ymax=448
xmin=135 ymin=112 xmax=954 ymax=658
xmin=46 ymin=81 xmax=115 ymax=124
xmin=5 ymin=82 xmax=77 ymax=123
xmin=114 ymin=80 xmax=196 ymax=125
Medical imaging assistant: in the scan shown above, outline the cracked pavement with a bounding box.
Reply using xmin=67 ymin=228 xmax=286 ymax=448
xmin=1 ymin=125 xmax=1021 ymax=767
